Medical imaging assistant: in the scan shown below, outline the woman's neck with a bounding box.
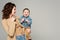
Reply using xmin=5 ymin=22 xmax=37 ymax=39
xmin=9 ymin=14 xmax=12 ymax=18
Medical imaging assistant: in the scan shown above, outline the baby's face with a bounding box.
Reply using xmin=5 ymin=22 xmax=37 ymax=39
xmin=23 ymin=10 xmax=30 ymax=17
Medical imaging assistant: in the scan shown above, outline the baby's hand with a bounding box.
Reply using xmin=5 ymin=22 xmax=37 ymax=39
xmin=21 ymin=18 xmax=24 ymax=22
xmin=26 ymin=19 xmax=30 ymax=23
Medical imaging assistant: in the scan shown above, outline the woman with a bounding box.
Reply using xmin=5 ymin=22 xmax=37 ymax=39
xmin=2 ymin=2 xmax=25 ymax=40
xmin=2 ymin=2 xmax=16 ymax=40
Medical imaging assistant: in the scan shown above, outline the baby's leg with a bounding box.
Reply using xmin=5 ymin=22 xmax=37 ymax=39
xmin=25 ymin=27 xmax=32 ymax=40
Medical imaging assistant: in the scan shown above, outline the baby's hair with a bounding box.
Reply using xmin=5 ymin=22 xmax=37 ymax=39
xmin=23 ymin=8 xmax=30 ymax=13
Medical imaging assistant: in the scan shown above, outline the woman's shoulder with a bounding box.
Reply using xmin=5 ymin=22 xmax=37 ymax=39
xmin=2 ymin=19 xmax=10 ymax=24
xmin=2 ymin=19 xmax=7 ymax=22
xmin=2 ymin=19 xmax=7 ymax=25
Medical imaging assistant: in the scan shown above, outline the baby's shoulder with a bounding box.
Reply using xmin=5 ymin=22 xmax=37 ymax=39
xmin=28 ymin=16 xmax=32 ymax=20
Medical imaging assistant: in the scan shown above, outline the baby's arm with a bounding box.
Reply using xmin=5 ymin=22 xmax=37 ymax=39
xmin=20 ymin=16 xmax=25 ymax=24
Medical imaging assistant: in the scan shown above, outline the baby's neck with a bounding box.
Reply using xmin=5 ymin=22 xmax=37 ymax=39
xmin=23 ymin=15 xmax=29 ymax=18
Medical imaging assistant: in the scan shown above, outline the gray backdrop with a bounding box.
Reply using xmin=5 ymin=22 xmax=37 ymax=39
xmin=0 ymin=0 xmax=60 ymax=40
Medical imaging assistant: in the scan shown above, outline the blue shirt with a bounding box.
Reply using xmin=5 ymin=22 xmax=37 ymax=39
xmin=20 ymin=16 xmax=32 ymax=28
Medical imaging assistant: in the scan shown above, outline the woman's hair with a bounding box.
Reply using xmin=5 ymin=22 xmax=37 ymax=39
xmin=2 ymin=2 xmax=16 ymax=19
xmin=23 ymin=8 xmax=30 ymax=13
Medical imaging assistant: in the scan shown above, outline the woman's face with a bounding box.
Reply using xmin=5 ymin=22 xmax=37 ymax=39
xmin=23 ymin=10 xmax=30 ymax=17
xmin=11 ymin=6 xmax=16 ymax=16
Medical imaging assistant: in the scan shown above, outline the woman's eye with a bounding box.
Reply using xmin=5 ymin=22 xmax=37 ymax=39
xmin=14 ymin=9 xmax=16 ymax=10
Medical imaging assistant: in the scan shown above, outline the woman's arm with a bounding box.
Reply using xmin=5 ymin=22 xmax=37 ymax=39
xmin=2 ymin=19 xmax=16 ymax=37
xmin=2 ymin=20 xmax=9 ymax=35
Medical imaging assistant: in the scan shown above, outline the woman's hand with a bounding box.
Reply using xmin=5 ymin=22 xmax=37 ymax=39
xmin=26 ymin=28 xmax=31 ymax=34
